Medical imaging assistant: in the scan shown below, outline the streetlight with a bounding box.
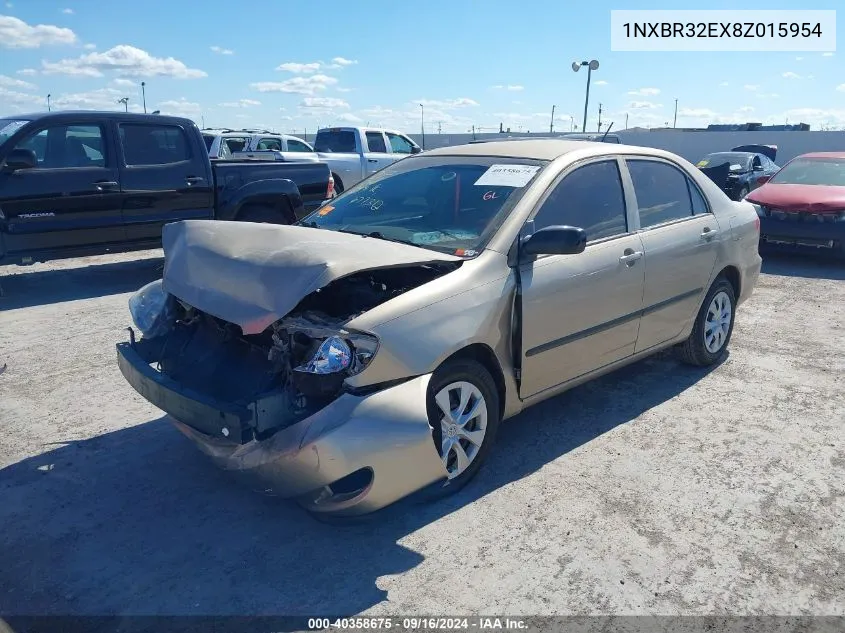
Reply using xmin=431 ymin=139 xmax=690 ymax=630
xmin=117 ymin=97 xmax=129 ymax=112
xmin=572 ymin=59 xmax=599 ymax=135
xmin=141 ymin=82 xmax=147 ymax=113
xmin=673 ymin=98 xmax=678 ymax=128
xmin=570 ymin=115 xmax=574 ymax=132
xmin=46 ymin=94 xmax=51 ymax=112
xmin=419 ymin=103 xmax=425 ymax=150
xmin=550 ymin=105 xmax=556 ymax=134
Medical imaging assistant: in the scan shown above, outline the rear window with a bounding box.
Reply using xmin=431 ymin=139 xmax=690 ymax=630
xmin=202 ymin=134 xmax=215 ymax=151
xmin=769 ymin=158 xmax=845 ymax=186
xmin=314 ymin=129 xmax=356 ymax=153
xmin=120 ymin=123 xmax=191 ymax=166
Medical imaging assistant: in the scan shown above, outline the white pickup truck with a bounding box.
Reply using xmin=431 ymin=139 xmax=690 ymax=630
xmin=202 ymin=129 xmax=318 ymax=162
xmin=313 ymin=127 xmax=421 ymax=192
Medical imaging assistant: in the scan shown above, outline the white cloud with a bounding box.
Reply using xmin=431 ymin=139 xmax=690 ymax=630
xmin=756 ymin=92 xmax=779 ymax=99
xmin=628 ymin=87 xmax=660 ymax=96
xmin=417 ymin=98 xmax=479 ymax=109
xmin=83 ymin=43 xmax=95 ymax=50
xmin=744 ymin=84 xmax=759 ymax=91
xmin=0 ymin=14 xmax=77 ymax=48
xmin=251 ymin=74 xmax=337 ymax=95
xmin=61 ymin=8 xmax=73 ymax=14
xmin=41 ymin=45 xmax=207 ymax=78
xmin=594 ymin=80 xmax=608 ymax=86
xmin=795 ymin=56 xmax=803 ymax=61
xmin=822 ymin=52 xmax=834 ymax=57
xmin=157 ymin=97 xmax=201 ymax=116
xmin=51 ymin=87 xmax=142 ymax=111
xmin=0 ymin=74 xmax=36 ymax=90
xmin=277 ymin=62 xmax=320 ymax=73
xmin=719 ymin=82 xmax=729 ymax=87
xmin=210 ymin=46 xmax=233 ymax=55
xmin=777 ymin=107 xmax=845 ymax=128
xmin=491 ymin=84 xmax=524 ymax=91
xmin=628 ymin=101 xmax=661 ymax=109
xmin=336 ymin=87 xmax=352 ymax=93
xmin=738 ymin=106 xmax=755 ymax=113
xmin=782 ymin=71 xmax=801 ymax=79
xmin=679 ymin=108 xmax=718 ymax=118
xmin=332 ymin=57 xmax=357 ymax=66
xmin=219 ymin=98 xmax=261 ymax=108
xmin=112 ymin=78 xmax=135 ymax=87
xmin=336 ymin=113 xmax=362 ymax=123
xmin=0 ymin=86 xmax=41 ymax=108
xmin=17 ymin=68 xmax=37 ymax=76
xmin=300 ymin=96 xmax=349 ymax=109
xmin=837 ymin=84 xmax=845 ymax=92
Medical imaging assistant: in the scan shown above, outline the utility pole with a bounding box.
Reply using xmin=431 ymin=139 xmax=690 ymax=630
xmin=673 ymin=98 xmax=678 ymax=128
xmin=550 ymin=105 xmax=556 ymax=134
xmin=625 ymin=113 xmax=629 ymax=129
xmin=570 ymin=116 xmax=574 ymax=132
xmin=47 ymin=94 xmax=51 ymax=112
xmin=141 ymin=82 xmax=147 ymax=113
xmin=117 ymin=97 xmax=129 ymax=112
xmin=419 ymin=103 xmax=425 ymax=149
xmin=437 ymin=121 xmax=442 ymax=134
xmin=597 ymin=103 xmax=602 ymax=133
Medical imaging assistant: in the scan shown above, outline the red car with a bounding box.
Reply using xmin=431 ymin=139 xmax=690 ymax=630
xmin=745 ymin=151 xmax=845 ymax=258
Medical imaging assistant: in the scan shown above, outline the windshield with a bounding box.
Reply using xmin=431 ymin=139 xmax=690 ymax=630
xmin=768 ymin=158 xmax=845 ymax=186
xmin=698 ymin=153 xmax=750 ymax=171
xmin=299 ymin=155 xmax=547 ymax=255
xmin=314 ymin=129 xmax=356 ymax=153
xmin=0 ymin=119 xmax=30 ymax=146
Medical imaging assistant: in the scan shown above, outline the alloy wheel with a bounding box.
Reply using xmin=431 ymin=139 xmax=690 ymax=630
xmin=434 ymin=381 xmax=488 ymax=479
xmin=704 ymin=290 xmax=732 ymax=353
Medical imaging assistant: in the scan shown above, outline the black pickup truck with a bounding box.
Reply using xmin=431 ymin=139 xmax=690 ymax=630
xmin=0 ymin=111 xmax=332 ymax=265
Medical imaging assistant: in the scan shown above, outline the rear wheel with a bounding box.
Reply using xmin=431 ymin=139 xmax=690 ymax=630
xmin=426 ymin=359 xmax=501 ymax=495
xmin=676 ymin=277 xmax=736 ymax=366
xmin=331 ymin=173 xmax=345 ymax=194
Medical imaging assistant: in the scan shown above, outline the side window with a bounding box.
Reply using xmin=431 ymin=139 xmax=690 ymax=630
xmin=121 ymin=124 xmax=190 ymax=166
xmin=365 ymin=131 xmax=388 ymax=153
xmin=688 ymin=179 xmax=710 ymax=215
xmin=287 ymin=139 xmax=311 ymax=153
xmin=533 ymin=160 xmax=628 ymax=242
xmin=256 ymin=137 xmax=282 ymax=151
xmin=752 ymin=155 xmax=762 ymax=170
xmin=224 ymin=137 xmax=248 ymax=153
xmin=386 ymin=132 xmax=414 ymax=154
xmin=627 ymin=159 xmax=694 ymax=229
xmin=15 ymin=124 xmax=106 ymax=169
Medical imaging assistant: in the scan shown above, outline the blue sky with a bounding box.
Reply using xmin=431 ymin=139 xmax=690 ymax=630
xmin=1 ymin=0 xmax=842 ymax=134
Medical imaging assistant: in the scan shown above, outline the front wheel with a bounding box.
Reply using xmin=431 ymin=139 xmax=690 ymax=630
xmin=676 ymin=277 xmax=736 ymax=366
xmin=426 ymin=359 xmax=501 ymax=495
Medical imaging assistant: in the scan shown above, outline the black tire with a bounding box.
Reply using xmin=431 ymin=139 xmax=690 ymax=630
xmin=238 ymin=203 xmax=290 ymax=225
xmin=425 ymin=358 xmax=501 ymax=496
xmin=331 ymin=173 xmax=344 ymax=194
xmin=676 ymin=276 xmax=737 ymax=367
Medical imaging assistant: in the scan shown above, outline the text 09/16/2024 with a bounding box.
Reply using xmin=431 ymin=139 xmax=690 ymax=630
xmin=610 ymin=10 xmax=836 ymax=52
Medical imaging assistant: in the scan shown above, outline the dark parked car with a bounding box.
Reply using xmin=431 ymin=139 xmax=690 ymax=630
xmin=745 ymin=151 xmax=845 ymax=258
xmin=697 ymin=144 xmax=780 ymax=201
xmin=0 ymin=111 xmax=333 ymax=266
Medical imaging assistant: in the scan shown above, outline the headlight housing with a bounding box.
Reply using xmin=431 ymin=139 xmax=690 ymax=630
xmin=128 ymin=279 xmax=178 ymax=338
xmin=294 ymin=331 xmax=379 ymax=377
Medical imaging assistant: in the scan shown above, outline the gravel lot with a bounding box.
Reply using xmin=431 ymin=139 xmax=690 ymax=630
xmin=0 ymin=250 xmax=843 ymax=617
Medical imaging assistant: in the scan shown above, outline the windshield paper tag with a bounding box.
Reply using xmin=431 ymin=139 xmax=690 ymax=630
xmin=0 ymin=120 xmax=27 ymax=137
xmin=474 ymin=164 xmax=540 ymax=188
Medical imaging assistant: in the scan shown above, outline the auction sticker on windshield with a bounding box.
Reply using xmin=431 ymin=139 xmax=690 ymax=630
xmin=474 ymin=164 xmax=541 ymax=188
xmin=0 ymin=120 xmax=27 ymax=137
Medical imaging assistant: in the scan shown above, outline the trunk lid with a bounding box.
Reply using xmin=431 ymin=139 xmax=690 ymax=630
xmin=161 ymin=220 xmax=460 ymax=335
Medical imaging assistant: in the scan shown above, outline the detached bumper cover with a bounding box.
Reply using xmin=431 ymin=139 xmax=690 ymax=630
xmin=759 ymin=215 xmax=845 ymax=256
xmin=116 ymin=341 xmax=448 ymax=516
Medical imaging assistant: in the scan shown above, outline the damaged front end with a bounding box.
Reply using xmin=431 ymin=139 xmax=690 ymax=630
xmin=122 ymin=262 xmax=454 ymax=444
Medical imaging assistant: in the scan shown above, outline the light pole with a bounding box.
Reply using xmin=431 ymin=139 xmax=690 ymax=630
xmin=550 ymin=105 xmax=555 ymax=134
xmin=141 ymin=82 xmax=147 ymax=113
xmin=419 ymin=103 xmax=425 ymax=149
xmin=572 ymin=59 xmax=599 ymax=135
xmin=673 ymin=98 xmax=678 ymax=128
xmin=117 ymin=97 xmax=129 ymax=112
xmin=47 ymin=94 xmax=51 ymax=111
xmin=597 ymin=103 xmax=603 ymax=133
xmin=625 ymin=113 xmax=629 ymax=129
xmin=570 ymin=115 xmax=574 ymax=132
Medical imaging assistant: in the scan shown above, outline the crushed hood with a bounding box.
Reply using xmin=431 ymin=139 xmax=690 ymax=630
xmin=746 ymin=184 xmax=845 ymax=214
xmin=161 ymin=220 xmax=461 ymax=335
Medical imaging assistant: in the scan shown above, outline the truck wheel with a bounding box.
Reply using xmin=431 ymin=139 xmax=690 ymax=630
xmin=238 ymin=203 xmax=292 ymax=225
xmin=332 ymin=174 xmax=345 ymax=194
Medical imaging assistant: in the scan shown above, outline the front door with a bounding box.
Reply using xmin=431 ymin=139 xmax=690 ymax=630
xmin=363 ymin=131 xmax=394 ymax=177
xmin=118 ymin=122 xmax=213 ymax=242
xmin=519 ymin=158 xmax=646 ymax=399
xmin=624 ymin=158 xmax=721 ymax=353
xmin=0 ymin=121 xmax=124 ymax=261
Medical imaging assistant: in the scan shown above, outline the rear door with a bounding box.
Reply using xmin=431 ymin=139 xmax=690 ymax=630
xmin=363 ymin=131 xmax=393 ymax=176
xmin=624 ymin=157 xmax=722 ymax=354
xmin=118 ymin=121 xmax=213 ymax=242
xmin=0 ymin=120 xmax=125 ymax=260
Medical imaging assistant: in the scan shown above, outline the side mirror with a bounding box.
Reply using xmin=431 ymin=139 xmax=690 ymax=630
xmin=4 ymin=148 xmax=37 ymax=171
xmin=520 ymin=225 xmax=587 ymax=258
xmin=756 ymin=175 xmax=771 ymax=185
xmin=410 ymin=146 xmax=422 ymax=155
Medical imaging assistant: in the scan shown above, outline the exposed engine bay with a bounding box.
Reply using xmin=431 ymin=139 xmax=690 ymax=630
xmin=139 ymin=262 xmax=458 ymax=441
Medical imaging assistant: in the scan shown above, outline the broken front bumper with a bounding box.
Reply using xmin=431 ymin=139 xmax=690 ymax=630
xmin=116 ymin=339 xmax=448 ymax=516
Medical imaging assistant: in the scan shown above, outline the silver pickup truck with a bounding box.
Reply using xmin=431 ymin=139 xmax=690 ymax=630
xmin=313 ymin=126 xmax=421 ymax=192
xmin=203 ymin=129 xmax=318 ymax=162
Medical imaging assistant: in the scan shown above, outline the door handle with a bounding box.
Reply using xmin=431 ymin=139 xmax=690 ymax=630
xmin=185 ymin=176 xmax=205 ymax=185
xmin=700 ymin=227 xmax=719 ymax=240
xmin=94 ymin=180 xmax=118 ymax=190
xmin=619 ymin=249 xmax=643 ymax=265
xmin=367 ymin=159 xmax=378 ymax=163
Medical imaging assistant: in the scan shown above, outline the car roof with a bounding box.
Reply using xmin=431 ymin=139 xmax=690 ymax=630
xmin=11 ymin=110 xmax=194 ymax=126
xmin=421 ymin=138 xmax=678 ymax=161
xmin=796 ymin=152 xmax=845 ymax=159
